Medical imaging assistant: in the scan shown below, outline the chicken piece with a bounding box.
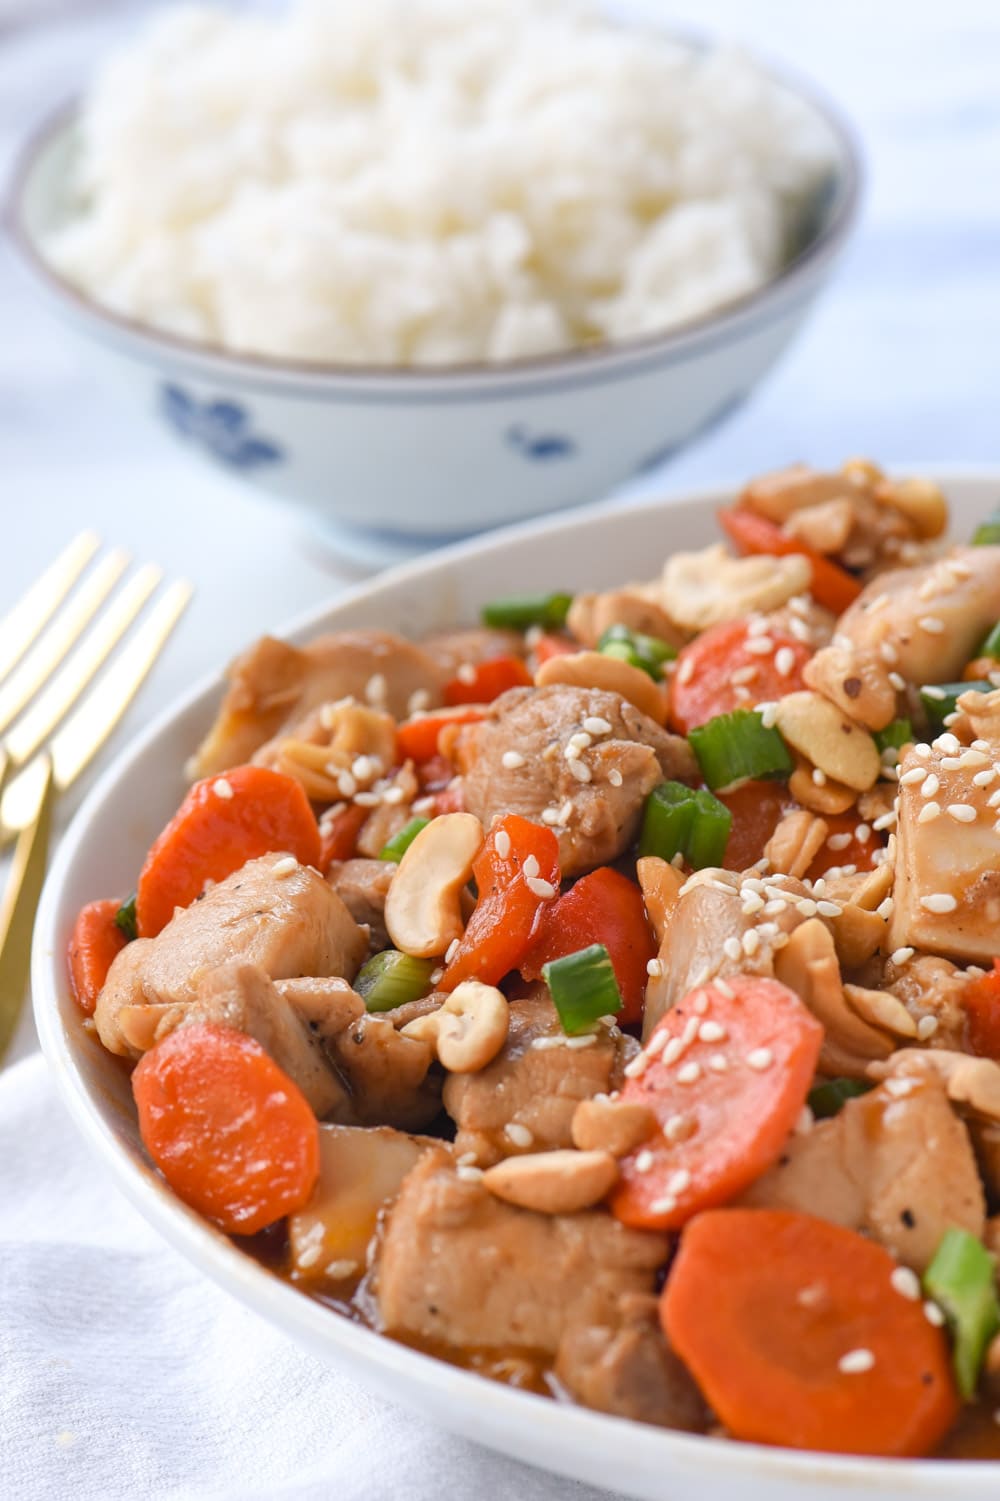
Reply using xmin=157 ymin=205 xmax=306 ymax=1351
xmin=764 ymin=595 xmax=835 ymax=651
xmin=419 ymin=627 xmax=526 ymax=677
xmin=740 ymin=463 xmax=865 ymax=524
xmin=453 ymin=685 xmax=694 ymax=878
xmin=743 ymin=1062 xmax=985 ymax=1270
xmin=804 ymin=547 xmax=1000 ymax=730
xmin=889 ymin=740 xmax=1000 ymax=964
xmin=96 ymin=856 xmax=367 ymax=1057
xmin=554 ymin=1294 xmax=706 ymax=1431
xmin=882 ymin=955 xmax=971 ymax=1050
xmin=274 ymin=976 xmax=364 ymax=1039
xmin=327 ymin=858 xmax=395 ymax=950
xmin=375 ymin=1149 xmax=668 ymax=1358
xmin=443 ymin=992 xmax=632 ymax=1166
xmin=190 ymin=631 xmax=444 ymax=778
xmin=772 ymin=920 xmax=895 ymax=1079
xmin=328 ymin=1012 xmax=440 ymax=1132
xmin=566 ymin=590 xmax=687 ymax=652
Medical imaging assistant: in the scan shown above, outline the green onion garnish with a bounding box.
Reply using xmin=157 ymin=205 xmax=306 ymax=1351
xmin=972 ymin=512 xmax=1000 ymax=546
xmin=543 ymin=943 xmax=622 ymax=1035
xmin=920 ymin=682 xmax=992 ymax=733
xmin=874 ymin=718 xmax=913 ymax=754
xmin=354 ymin=950 xmax=437 ymax=1012
xmin=379 ymin=816 xmax=430 ymax=863
xmin=597 ymin=624 xmax=677 ymax=680
xmin=481 ymin=592 xmax=573 ymax=630
xmin=978 ymin=621 xmax=1000 ymax=660
xmin=688 ymin=709 xmax=793 ymax=792
xmin=638 ymin=781 xmax=731 ymax=869
xmin=923 ymin=1228 xmax=1000 ymax=1399
xmin=807 ymin=1077 xmax=872 ymax=1119
xmin=114 ymin=894 xmax=138 ymax=942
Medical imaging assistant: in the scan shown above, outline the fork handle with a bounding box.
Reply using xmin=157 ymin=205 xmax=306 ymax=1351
xmin=0 ymin=755 xmax=54 ymax=1061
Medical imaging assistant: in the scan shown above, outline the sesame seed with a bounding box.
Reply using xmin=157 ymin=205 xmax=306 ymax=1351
xmin=838 ymin=1348 xmax=876 ymax=1375
xmin=879 ymin=640 xmax=899 ymax=665
xmin=935 ymin=732 xmax=961 ymax=753
xmin=429 ymin=967 xmax=444 ymax=984
xmin=890 ymin=1266 xmax=922 ymax=1301
xmin=940 ymin=756 xmax=963 ymax=771
xmin=746 ymin=1047 xmax=774 ymax=1071
xmin=646 ymin=958 xmax=664 ymax=978
xmin=692 ymin=989 xmax=710 ymax=1013
xmin=921 ymin=685 xmax=946 ymax=701
xmin=525 ymin=876 xmax=557 ymax=899
xmin=583 ymin=716 xmax=612 ymax=736
xmin=714 ymin=978 xmax=736 ymax=998
xmin=888 ymin=671 xmax=906 ymax=691
xmin=731 ymin=666 xmax=758 ymax=686
xmin=565 ymin=1034 xmax=598 ymax=1050
xmin=745 ymin=636 xmax=775 ymax=655
xmin=796 ymin=898 xmax=819 ymax=918
xmin=789 ymin=617 xmax=812 ymax=642
xmin=877 ymin=897 xmax=895 ymax=920
xmin=947 ymin=804 xmax=977 ymax=823
xmin=271 ymin=857 xmax=298 ymax=878
xmin=795 ymin=1105 xmax=814 ymax=1134
xmin=337 ymin=770 xmax=358 ymax=799
xmin=607 ymin=768 xmax=623 ymax=787
xmin=564 ymin=743 xmax=581 ymax=762
xmin=741 ymin=890 xmax=765 ymax=916
xmin=885 ymin=1076 xmax=918 ymax=1098
xmin=916 ymin=1014 xmax=939 ymax=1040
xmin=891 ymin=946 xmax=915 ymax=965
xmin=540 ymin=807 xmax=561 ymax=826
xmin=698 ymin=1020 xmax=727 ymax=1043
xmin=677 ymin=657 xmax=695 ymax=685
xmin=667 ymin=1168 xmax=692 ymax=1196
xmin=827 ymin=831 xmax=852 ymax=850
xmin=741 ymin=929 xmax=760 ymax=957
xmin=708 ymin=1053 xmax=729 ymax=1072
xmin=494 ymin=829 xmax=512 ymax=858
xmin=635 ymin=1149 xmax=655 ymax=1173
xmin=812 ymin=768 xmax=827 ymax=787
xmin=383 ymin=785 xmax=406 ymax=805
xmin=502 ymin=750 xmax=526 ymax=770
xmin=352 ymin=755 xmax=377 ymax=782
xmin=569 ymin=760 xmax=592 ymax=783
xmin=365 ymin=673 xmax=388 ymax=705
xmin=676 ymin=1062 xmax=701 ymax=1085
xmin=623 ymin=1053 xmax=649 ymax=1078
xmin=212 ymin=777 xmax=234 ymax=801
xmin=816 ymin=899 xmax=842 ymax=917
xmin=325 ymin=1258 xmax=359 ymax=1280
xmin=408 ymin=688 xmax=431 ymax=714
xmin=457 ymin=1164 xmax=484 ymax=1183
xmin=568 ymin=731 xmax=592 ymax=752
xmin=924 ymin=1301 xmax=946 ymax=1327
xmin=649 ymin=1195 xmax=677 ymax=1216
xmin=917 ymin=801 xmax=941 ymax=823
xmin=974 ymin=768 xmax=997 ymax=787
xmin=920 ymin=892 xmax=958 ymax=914
xmin=723 ymin=937 xmax=742 ymax=961
xmin=775 ymin=647 xmax=796 ymax=677
xmin=758 ymin=701 xmax=779 ymax=729
xmin=900 ymin=766 xmax=927 ymax=786
xmin=918 ymin=616 xmax=945 ymax=635
xmin=664 ymin=1113 xmax=694 ymax=1142
xmin=523 ymin=854 xmax=540 ymax=879
xmin=872 ymin=810 xmax=896 ymax=832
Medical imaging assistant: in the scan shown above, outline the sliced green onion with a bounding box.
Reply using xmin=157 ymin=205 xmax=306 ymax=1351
xmin=543 ymin=943 xmax=622 ymax=1035
xmin=379 ymin=817 xmax=430 ymax=863
xmin=807 ymin=1077 xmax=872 ymax=1119
xmin=920 ymin=681 xmax=992 ymax=733
xmin=688 ymin=709 xmax=793 ymax=792
xmin=597 ymin=624 xmax=677 ymax=680
xmin=114 ymin=893 xmax=138 ymax=943
xmin=874 ymin=718 xmax=913 ymax=755
xmin=923 ymin=1228 xmax=1000 ymax=1399
xmin=687 ymin=789 xmax=733 ymax=869
xmin=972 ymin=512 xmax=1000 ymax=546
xmin=481 ymin=591 xmax=572 ymax=631
xmin=354 ymin=950 xmax=436 ymax=1012
xmin=638 ymin=781 xmax=731 ymax=869
xmin=979 ymin=621 xmax=1000 ymax=659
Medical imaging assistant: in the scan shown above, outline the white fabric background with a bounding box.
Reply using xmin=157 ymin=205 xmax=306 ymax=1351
xmin=2 ymin=1 xmax=999 ymax=1495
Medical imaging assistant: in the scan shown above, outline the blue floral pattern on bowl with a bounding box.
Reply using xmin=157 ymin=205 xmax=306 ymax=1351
xmin=160 ymin=384 xmax=284 ymax=469
xmin=505 ymin=424 xmax=576 ymax=461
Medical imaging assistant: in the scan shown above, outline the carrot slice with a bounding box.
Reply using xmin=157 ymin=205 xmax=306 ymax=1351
xmin=132 ymin=1022 xmax=320 ymax=1235
xmin=396 ymin=708 xmax=485 ymax=764
xmin=610 ymin=975 xmax=822 ymax=1230
xmin=668 ymin=617 xmax=812 ymax=736
xmin=442 ymin=655 xmax=532 ymax=705
xmin=661 ymin=1208 xmax=960 ymax=1456
xmin=718 ymin=507 xmax=862 ymax=616
xmin=805 ymin=809 xmax=884 ymax=880
xmin=717 ymin=780 xmax=794 ymax=871
xmin=318 ymin=803 xmax=369 ymax=871
xmin=136 ymin=765 xmax=322 ymax=938
xmin=963 ymin=959 xmax=1000 ymax=1061
xmin=67 ymin=898 xmax=128 ymax=1016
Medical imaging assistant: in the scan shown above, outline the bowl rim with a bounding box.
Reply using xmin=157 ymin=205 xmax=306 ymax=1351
xmin=31 ymin=468 xmax=1000 ymax=1496
xmin=4 ymin=38 xmax=863 ymax=393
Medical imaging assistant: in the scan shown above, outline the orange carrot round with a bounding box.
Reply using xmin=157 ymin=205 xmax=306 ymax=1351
xmin=132 ymin=1022 xmax=320 ymax=1235
xmin=610 ymin=975 xmax=822 ymax=1231
xmin=136 ymin=765 xmax=322 ymax=937
xmin=67 ymin=898 xmax=128 ymax=1015
xmin=661 ymin=1208 xmax=960 ymax=1456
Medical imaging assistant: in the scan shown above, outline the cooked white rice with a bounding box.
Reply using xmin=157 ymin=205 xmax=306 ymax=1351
xmin=45 ymin=0 xmax=837 ymax=367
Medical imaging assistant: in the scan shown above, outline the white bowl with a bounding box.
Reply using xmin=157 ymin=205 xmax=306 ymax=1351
xmin=32 ymin=471 xmax=1000 ymax=1499
xmin=6 ymin=62 xmax=860 ymax=565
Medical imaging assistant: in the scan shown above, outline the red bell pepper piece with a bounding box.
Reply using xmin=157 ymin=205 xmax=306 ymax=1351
xmin=963 ymin=960 xmax=1000 ymax=1061
xmin=442 ymin=655 xmax=532 ymax=706
xmin=318 ymin=804 xmax=368 ymax=871
xmin=440 ymin=814 xmax=560 ymax=991
xmin=396 ymin=709 xmax=485 ymax=764
xmin=520 ymin=866 xmax=656 ymax=1026
xmin=718 ymin=507 xmax=862 ymax=616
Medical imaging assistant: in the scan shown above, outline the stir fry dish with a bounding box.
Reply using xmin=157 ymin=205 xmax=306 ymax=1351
xmin=69 ymin=460 xmax=1000 ymax=1459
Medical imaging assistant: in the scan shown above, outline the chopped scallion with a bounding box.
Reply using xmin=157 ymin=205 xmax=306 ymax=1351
xmin=379 ymin=816 xmax=430 ymax=863
xmin=923 ymin=1228 xmax=1000 ymax=1399
xmin=807 ymin=1077 xmax=872 ymax=1119
xmin=688 ymin=709 xmax=793 ymax=792
xmin=874 ymin=718 xmax=913 ymax=754
xmin=114 ymin=893 xmax=138 ymax=943
xmin=597 ymin=624 xmax=677 ymax=680
xmin=481 ymin=592 xmax=572 ymax=630
xmin=543 ymin=943 xmax=622 ymax=1035
xmin=355 ymin=950 xmax=437 ymax=1012
xmin=972 ymin=512 xmax=1000 ymax=546
xmin=637 ymin=780 xmax=731 ymax=869
xmin=920 ymin=682 xmax=992 ymax=733
xmin=979 ymin=621 xmax=1000 ymax=660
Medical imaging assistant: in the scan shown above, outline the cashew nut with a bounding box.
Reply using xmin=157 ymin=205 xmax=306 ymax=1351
xmin=400 ymin=979 xmax=508 ymax=1073
xmin=384 ymin=812 xmax=483 ymax=958
xmin=740 ymin=464 xmax=859 ymax=524
xmin=660 ymin=544 xmax=811 ymax=631
xmin=535 ymin=650 xmax=664 ymax=723
xmin=843 ymin=984 xmax=918 ymax=1039
xmin=636 ymin=856 xmax=683 ymax=945
xmin=775 ymin=691 xmax=881 ymax=792
xmin=266 ymin=703 xmax=398 ymax=801
xmin=774 ymin=919 xmax=894 ymax=1077
xmin=481 ymin=1149 xmax=619 ymax=1214
xmin=783 ymin=498 xmax=855 ymax=555
xmin=803 ymin=647 xmax=899 ymax=734
xmin=764 ymin=809 xmax=829 ymax=879
xmin=788 ymin=755 xmax=857 ymax=815
xmin=571 ymin=1097 xmax=655 ymax=1157
xmin=566 ymin=590 xmax=684 ymax=652
xmin=876 ymin=476 xmax=947 ymax=540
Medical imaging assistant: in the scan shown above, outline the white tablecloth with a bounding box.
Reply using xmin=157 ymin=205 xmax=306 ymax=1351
xmin=2 ymin=2 xmax=999 ymax=1496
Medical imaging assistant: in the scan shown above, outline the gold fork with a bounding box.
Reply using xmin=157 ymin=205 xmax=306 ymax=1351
xmin=0 ymin=534 xmax=192 ymax=1060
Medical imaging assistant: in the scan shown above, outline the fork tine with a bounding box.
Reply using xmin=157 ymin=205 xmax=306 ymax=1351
xmin=4 ymin=564 xmax=162 ymax=768
xmin=0 ymin=549 xmax=129 ymax=736
xmin=0 ymin=754 xmax=54 ymax=1062
xmin=0 ymin=532 xmax=100 ymax=686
